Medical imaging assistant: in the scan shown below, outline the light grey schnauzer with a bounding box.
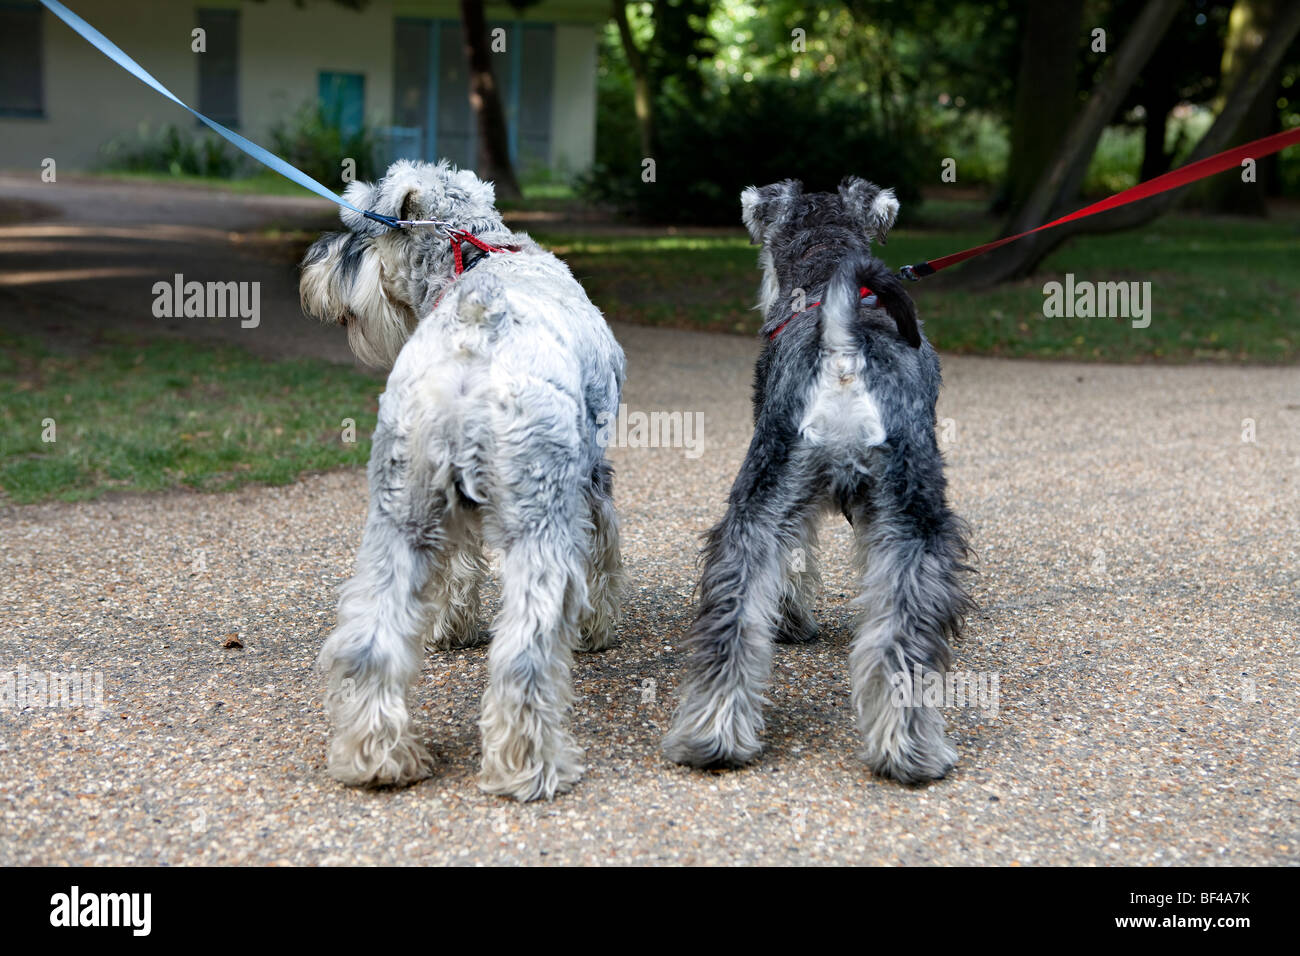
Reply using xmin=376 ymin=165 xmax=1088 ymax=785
xmin=663 ymin=177 xmax=973 ymax=784
xmin=300 ymin=160 xmax=626 ymax=801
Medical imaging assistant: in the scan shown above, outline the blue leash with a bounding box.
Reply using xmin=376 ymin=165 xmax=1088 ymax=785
xmin=39 ymin=0 xmax=417 ymax=230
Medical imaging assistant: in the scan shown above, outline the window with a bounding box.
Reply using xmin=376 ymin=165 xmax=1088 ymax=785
xmin=0 ymin=3 xmax=43 ymax=117
xmin=391 ymin=19 xmax=556 ymax=171
xmin=319 ymin=72 xmax=365 ymax=137
xmin=197 ymin=9 xmax=239 ymax=128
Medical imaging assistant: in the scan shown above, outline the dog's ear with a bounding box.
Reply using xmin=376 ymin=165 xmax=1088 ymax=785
xmin=740 ymin=180 xmax=802 ymax=244
xmin=339 ymin=161 xmax=425 ymax=236
xmin=839 ymin=176 xmax=899 ymax=245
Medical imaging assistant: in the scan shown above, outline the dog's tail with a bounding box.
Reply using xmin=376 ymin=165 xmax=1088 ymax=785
xmin=822 ymin=253 xmax=921 ymax=349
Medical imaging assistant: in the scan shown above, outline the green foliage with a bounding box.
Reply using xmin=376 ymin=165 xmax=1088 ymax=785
xmin=99 ymin=122 xmax=246 ymax=178
xmin=582 ymin=74 xmax=926 ymax=223
xmin=268 ymin=103 xmax=380 ymax=190
xmin=924 ymin=109 xmax=1009 ymax=186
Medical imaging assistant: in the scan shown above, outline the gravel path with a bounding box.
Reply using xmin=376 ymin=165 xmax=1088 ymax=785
xmin=2 ymin=320 xmax=1297 ymax=865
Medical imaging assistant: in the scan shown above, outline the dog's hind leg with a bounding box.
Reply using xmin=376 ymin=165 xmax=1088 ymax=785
xmin=478 ymin=511 xmax=588 ymax=801
xmin=576 ymin=457 xmax=623 ymax=652
xmin=422 ymin=513 xmax=490 ymax=651
xmin=477 ymin=395 xmax=590 ymax=801
xmin=318 ymin=489 xmax=447 ymax=788
xmin=846 ymin=444 xmax=972 ymax=784
xmin=663 ymin=441 xmax=819 ymax=768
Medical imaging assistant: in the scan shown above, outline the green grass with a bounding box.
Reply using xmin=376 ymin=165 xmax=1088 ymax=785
xmin=0 ymin=331 xmax=380 ymax=505
xmin=78 ymin=169 xmax=323 ymax=197
xmin=539 ymin=207 xmax=1300 ymax=362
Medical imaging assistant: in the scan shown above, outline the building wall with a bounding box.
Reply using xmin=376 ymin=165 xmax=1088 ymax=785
xmin=1 ymin=0 xmax=602 ymax=178
xmin=550 ymin=23 xmax=598 ymax=179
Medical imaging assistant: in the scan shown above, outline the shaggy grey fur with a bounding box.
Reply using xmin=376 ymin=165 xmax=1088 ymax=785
xmin=301 ymin=160 xmax=626 ymax=801
xmin=663 ymin=177 xmax=973 ymax=784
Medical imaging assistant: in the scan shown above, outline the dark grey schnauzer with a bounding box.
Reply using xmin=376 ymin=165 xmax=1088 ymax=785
xmin=663 ymin=177 xmax=973 ymax=784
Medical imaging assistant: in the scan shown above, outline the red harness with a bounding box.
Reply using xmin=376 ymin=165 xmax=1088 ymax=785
xmin=430 ymin=230 xmax=520 ymax=311
xmin=449 ymin=229 xmax=518 ymax=275
xmin=769 ymin=286 xmax=875 ymax=340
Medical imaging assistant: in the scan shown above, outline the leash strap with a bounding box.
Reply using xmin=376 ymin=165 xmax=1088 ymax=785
xmin=770 ymin=286 xmax=875 ymax=340
xmin=900 ymin=126 xmax=1300 ymax=279
xmin=40 ymin=0 xmax=411 ymax=228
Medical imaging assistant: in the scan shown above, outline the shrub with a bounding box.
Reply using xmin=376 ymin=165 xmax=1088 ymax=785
xmin=268 ymin=104 xmax=380 ymax=189
xmin=581 ymin=76 xmax=927 ymax=224
xmin=99 ymin=122 xmax=245 ymax=178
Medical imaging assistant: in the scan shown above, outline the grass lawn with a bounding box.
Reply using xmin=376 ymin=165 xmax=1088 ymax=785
xmin=540 ymin=203 xmax=1300 ymax=363
xmin=0 ymin=331 xmax=379 ymax=505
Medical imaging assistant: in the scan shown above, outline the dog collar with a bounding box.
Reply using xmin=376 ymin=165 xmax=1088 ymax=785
xmin=769 ymin=286 xmax=876 ymax=340
xmin=450 ymin=230 xmax=518 ymax=276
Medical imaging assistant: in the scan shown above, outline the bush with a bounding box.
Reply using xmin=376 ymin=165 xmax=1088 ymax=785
xmin=580 ymin=76 xmax=927 ymax=224
xmin=99 ymin=122 xmax=246 ymax=178
xmin=925 ymin=108 xmax=1009 ymax=187
xmin=268 ymin=104 xmax=380 ymax=189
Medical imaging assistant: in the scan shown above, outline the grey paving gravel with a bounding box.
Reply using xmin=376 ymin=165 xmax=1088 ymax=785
xmin=1 ymin=177 xmax=1297 ymax=865
xmin=2 ymin=319 xmax=1298 ymax=865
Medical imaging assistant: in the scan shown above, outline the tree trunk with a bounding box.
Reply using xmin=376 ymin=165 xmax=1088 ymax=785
xmin=955 ymin=0 xmax=1181 ymax=287
xmin=997 ymin=0 xmax=1084 ymax=218
xmin=1138 ymin=83 xmax=1178 ymax=182
xmin=612 ymin=1 xmax=656 ymax=160
xmin=1199 ymin=0 xmax=1279 ymax=214
xmin=459 ymin=0 xmax=522 ymax=200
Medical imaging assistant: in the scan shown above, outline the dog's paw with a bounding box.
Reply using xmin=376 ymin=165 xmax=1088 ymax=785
xmin=663 ymin=720 xmax=763 ymax=770
xmin=862 ymin=733 xmax=957 ymax=785
xmin=574 ymin=623 xmax=616 ymax=653
xmin=327 ymin=733 xmax=435 ymax=788
xmin=478 ymin=745 xmax=585 ymax=802
xmin=774 ymin=611 xmax=820 ymax=645
xmin=424 ymin=624 xmax=490 ymax=652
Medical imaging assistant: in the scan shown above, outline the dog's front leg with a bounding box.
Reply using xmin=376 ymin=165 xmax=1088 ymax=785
xmin=775 ymin=510 xmax=822 ymax=644
xmin=422 ymin=521 xmax=490 ymax=651
xmin=576 ymin=458 xmax=623 ymax=652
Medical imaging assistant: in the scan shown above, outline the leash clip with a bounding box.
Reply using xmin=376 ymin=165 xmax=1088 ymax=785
xmin=363 ymin=211 xmax=457 ymax=232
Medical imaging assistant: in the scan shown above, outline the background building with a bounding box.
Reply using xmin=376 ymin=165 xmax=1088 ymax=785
xmin=0 ymin=0 xmax=604 ymax=180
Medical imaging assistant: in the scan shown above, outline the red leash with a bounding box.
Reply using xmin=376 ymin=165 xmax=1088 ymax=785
xmin=899 ymin=126 xmax=1300 ymax=280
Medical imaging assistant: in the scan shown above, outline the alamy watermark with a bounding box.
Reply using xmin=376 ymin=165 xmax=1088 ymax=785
xmin=889 ymin=664 xmax=999 ymax=717
xmin=152 ymin=273 xmax=260 ymax=328
xmin=597 ymin=404 xmax=705 ymax=459
xmin=1042 ymin=273 xmax=1151 ymax=329
xmin=0 ymin=665 xmax=105 ymax=710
